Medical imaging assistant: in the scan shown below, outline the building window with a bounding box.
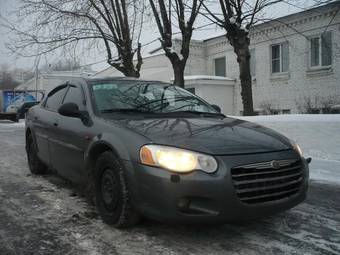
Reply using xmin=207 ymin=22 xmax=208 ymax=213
xmin=214 ymin=57 xmax=226 ymax=77
xmin=271 ymin=42 xmax=289 ymax=73
xmin=310 ymin=31 xmax=332 ymax=67
xmin=282 ymin=109 xmax=291 ymax=114
xmin=250 ymin=48 xmax=256 ymax=77
xmin=310 ymin=108 xmax=321 ymax=114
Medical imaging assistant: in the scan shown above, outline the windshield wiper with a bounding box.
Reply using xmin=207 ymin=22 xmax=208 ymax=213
xmin=166 ymin=110 xmax=226 ymax=118
xmin=100 ymin=109 xmax=226 ymax=118
xmin=100 ymin=108 xmax=153 ymax=114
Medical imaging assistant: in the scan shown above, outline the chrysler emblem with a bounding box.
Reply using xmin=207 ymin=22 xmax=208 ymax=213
xmin=271 ymin=160 xmax=281 ymax=169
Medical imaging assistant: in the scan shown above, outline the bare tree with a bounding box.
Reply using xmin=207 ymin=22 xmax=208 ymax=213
xmin=295 ymin=96 xmax=320 ymax=114
xmin=41 ymin=58 xmax=83 ymax=72
xmin=0 ymin=65 xmax=20 ymax=90
xmin=258 ymin=100 xmax=275 ymax=115
xmin=320 ymin=95 xmax=340 ymax=113
xmin=148 ymin=0 xmax=203 ymax=87
xmin=5 ymin=0 xmax=145 ymax=77
xmin=201 ymin=0 xmax=290 ymax=116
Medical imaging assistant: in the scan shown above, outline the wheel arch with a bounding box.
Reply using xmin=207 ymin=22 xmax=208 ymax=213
xmin=84 ymin=141 xmax=122 ymax=196
xmin=25 ymin=127 xmax=33 ymax=150
xmin=25 ymin=127 xmax=32 ymax=138
xmin=85 ymin=141 xmax=120 ymax=176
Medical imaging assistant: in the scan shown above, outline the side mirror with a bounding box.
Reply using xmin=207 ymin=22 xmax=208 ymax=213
xmin=211 ymin=104 xmax=221 ymax=113
xmin=58 ymin=103 xmax=81 ymax=118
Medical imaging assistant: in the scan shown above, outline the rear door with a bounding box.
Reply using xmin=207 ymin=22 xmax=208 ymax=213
xmin=49 ymin=82 xmax=93 ymax=183
xmin=32 ymin=85 xmax=68 ymax=166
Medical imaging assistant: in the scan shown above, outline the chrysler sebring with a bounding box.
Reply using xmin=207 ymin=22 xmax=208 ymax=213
xmin=25 ymin=77 xmax=310 ymax=228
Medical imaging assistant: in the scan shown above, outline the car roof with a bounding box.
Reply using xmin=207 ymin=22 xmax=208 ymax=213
xmin=60 ymin=76 xmax=170 ymax=85
xmin=49 ymin=77 xmax=171 ymax=98
xmin=83 ymin=76 xmax=169 ymax=84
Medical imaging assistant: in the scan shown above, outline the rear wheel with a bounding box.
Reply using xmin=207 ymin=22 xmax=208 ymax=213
xmin=26 ymin=133 xmax=46 ymax=175
xmin=9 ymin=115 xmax=18 ymax=122
xmin=94 ymin=151 xmax=140 ymax=228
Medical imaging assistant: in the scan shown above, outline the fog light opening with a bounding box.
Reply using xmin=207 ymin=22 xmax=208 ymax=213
xmin=177 ymin=198 xmax=190 ymax=211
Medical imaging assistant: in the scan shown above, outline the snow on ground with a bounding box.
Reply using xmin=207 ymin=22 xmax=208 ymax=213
xmin=0 ymin=116 xmax=340 ymax=254
xmin=235 ymin=114 xmax=340 ymax=185
xmin=0 ymin=119 xmax=25 ymax=129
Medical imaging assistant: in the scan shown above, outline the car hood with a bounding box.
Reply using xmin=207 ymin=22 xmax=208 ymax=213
xmin=116 ymin=117 xmax=292 ymax=155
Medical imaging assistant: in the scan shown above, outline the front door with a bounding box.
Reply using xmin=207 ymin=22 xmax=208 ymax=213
xmin=49 ymin=83 xmax=93 ymax=184
xmin=35 ymin=85 xmax=68 ymax=166
xmin=31 ymin=107 xmax=51 ymax=165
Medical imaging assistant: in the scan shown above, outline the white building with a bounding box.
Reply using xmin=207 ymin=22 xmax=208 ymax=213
xmin=96 ymin=2 xmax=340 ymax=115
xmin=16 ymin=71 xmax=94 ymax=93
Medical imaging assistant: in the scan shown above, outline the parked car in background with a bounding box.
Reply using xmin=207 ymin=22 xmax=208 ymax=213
xmin=16 ymin=101 xmax=40 ymax=120
xmin=0 ymin=90 xmax=44 ymax=122
xmin=25 ymin=77 xmax=311 ymax=228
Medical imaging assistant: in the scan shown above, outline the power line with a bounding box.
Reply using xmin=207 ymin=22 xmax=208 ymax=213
xmin=76 ymin=39 xmax=160 ymax=68
xmin=78 ymin=22 xmax=217 ymax=68
xmin=324 ymin=5 xmax=340 ymax=32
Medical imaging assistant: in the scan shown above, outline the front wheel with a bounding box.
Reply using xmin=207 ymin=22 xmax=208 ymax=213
xmin=94 ymin=151 xmax=140 ymax=228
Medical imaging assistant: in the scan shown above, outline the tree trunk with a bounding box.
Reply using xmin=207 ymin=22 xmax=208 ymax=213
xmin=236 ymin=46 xmax=255 ymax=116
xmin=109 ymin=63 xmax=140 ymax=78
xmin=228 ymin=29 xmax=255 ymax=116
xmin=172 ymin=62 xmax=185 ymax=88
xmin=122 ymin=67 xmax=140 ymax=78
xmin=108 ymin=53 xmax=141 ymax=78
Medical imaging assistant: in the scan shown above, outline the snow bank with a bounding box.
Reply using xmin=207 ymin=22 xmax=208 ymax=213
xmin=0 ymin=120 xmax=25 ymax=129
xmin=234 ymin=114 xmax=340 ymax=184
xmin=184 ymin=75 xmax=235 ymax=81
xmin=310 ymin=159 xmax=340 ymax=184
xmin=235 ymin=114 xmax=340 ymax=123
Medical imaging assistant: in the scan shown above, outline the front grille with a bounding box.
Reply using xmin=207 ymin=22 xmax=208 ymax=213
xmin=231 ymin=159 xmax=303 ymax=204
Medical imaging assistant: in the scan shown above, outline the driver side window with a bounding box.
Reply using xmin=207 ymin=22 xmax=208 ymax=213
xmin=63 ymin=85 xmax=85 ymax=111
xmin=45 ymin=86 xmax=68 ymax=112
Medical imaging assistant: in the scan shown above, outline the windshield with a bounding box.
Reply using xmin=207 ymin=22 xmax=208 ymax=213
xmin=89 ymin=80 xmax=219 ymax=115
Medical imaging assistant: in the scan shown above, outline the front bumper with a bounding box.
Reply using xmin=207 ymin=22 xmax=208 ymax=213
xmin=123 ymin=149 xmax=309 ymax=223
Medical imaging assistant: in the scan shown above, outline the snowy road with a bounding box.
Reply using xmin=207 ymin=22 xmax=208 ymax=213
xmin=0 ymin=119 xmax=340 ymax=255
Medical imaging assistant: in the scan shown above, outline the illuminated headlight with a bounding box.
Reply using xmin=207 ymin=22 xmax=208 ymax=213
xmin=292 ymin=142 xmax=303 ymax=157
xmin=140 ymin=145 xmax=218 ymax=174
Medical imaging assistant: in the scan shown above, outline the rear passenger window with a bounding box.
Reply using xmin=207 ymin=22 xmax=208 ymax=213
xmin=45 ymin=86 xmax=67 ymax=111
xmin=63 ymin=86 xmax=85 ymax=110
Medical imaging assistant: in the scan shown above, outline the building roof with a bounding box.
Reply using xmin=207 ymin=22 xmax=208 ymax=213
xmin=203 ymin=1 xmax=339 ymax=42
xmin=17 ymin=71 xmax=95 ymax=89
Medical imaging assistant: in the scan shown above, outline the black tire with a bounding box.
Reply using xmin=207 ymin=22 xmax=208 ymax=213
xmin=26 ymin=133 xmax=46 ymax=175
xmin=94 ymin=151 xmax=140 ymax=228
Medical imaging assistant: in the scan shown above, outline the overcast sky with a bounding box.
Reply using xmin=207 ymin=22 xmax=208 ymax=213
xmin=0 ymin=0 xmax=318 ymax=72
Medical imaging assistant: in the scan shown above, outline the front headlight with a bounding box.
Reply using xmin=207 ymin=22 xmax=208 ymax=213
xmin=292 ymin=142 xmax=303 ymax=157
xmin=140 ymin=145 xmax=218 ymax=174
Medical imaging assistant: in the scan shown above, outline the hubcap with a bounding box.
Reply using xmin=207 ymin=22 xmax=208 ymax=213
xmin=101 ymin=169 xmax=119 ymax=210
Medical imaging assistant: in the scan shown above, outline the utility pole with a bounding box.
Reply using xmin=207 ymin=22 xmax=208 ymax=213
xmin=34 ymin=56 xmax=40 ymax=99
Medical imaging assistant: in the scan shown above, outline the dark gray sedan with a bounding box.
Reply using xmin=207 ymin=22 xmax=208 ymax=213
xmin=25 ymin=77 xmax=310 ymax=228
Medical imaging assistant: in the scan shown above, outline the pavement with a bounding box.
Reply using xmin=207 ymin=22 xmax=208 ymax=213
xmin=0 ymin=120 xmax=339 ymax=255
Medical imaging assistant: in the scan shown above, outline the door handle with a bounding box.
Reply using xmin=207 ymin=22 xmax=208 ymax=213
xmin=53 ymin=122 xmax=58 ymax=127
